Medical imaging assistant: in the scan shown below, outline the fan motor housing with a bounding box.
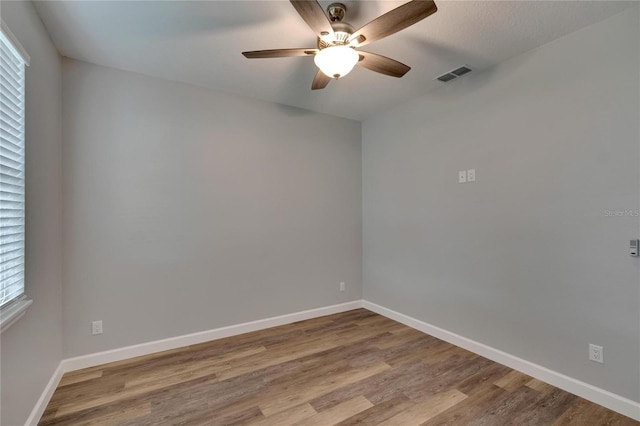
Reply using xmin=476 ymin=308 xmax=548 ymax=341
xmin=316 ymin=2 xmax=355 ymax=47
xmin=318 ymin=21 xmax=355 ymax=48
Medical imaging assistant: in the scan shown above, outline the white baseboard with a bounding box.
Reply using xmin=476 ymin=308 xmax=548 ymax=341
xmin=362 ymin=300 xmax=640 ymax=421
xmin=61 ymin=300 xmax=363 ymax=373
xmin=24 ymin=362 xmax=64 ymax=426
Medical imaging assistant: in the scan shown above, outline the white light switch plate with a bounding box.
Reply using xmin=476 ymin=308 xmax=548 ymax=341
xmin=458 ymin=170 xmax=467 ymax=183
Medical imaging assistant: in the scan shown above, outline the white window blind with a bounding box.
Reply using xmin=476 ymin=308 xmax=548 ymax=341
xmin=0 ymin=26 xmax=27 ymax=309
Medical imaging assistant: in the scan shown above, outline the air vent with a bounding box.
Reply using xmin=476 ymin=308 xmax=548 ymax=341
xmin=435 ymin=65 xmax=472 ymax=82
xmin=451 ymin=65 xmax=472 ymax=76
xmin=436 ymin=73 xmax=457 ymax=82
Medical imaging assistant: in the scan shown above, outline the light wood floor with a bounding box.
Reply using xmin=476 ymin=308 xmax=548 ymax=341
xmin=40 ymin=309 xmax=638 ymax=425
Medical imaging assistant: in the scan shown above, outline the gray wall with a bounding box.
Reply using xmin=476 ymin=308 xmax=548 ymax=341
xmin=62 ymin=59 xmax=362 ymax=357
xmin=0 ymin=1 xmax=63 ymax=425
xmin=362 ymin=7 xmax=639 ymax=402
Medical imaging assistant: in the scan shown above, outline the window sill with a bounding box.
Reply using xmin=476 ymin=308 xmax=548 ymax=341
xmin=0 ymin=298 xmax=33 ymax=334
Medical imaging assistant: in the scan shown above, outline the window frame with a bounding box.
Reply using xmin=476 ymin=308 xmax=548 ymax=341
xmin=0 ymin=20 xmax=31 ymax=333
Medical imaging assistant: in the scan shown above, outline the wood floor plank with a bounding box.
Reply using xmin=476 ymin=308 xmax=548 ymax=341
xmin=215 ymin=339 xmax=337 ymax=380
xmin=41 ymin=395 xmax=158 ymax=426
xmin=260 ymin=345 xmax=360 ymax=386
xmin=401 ymin=355 xmax=494 ymax=400
xmin=309 ymin=359 xmax=428 ymax=412
xmin=494 ymin=369 xmax=533 ymax=392
xmin=221 ymin=356 xmax=351 ymax=417
xmin=53 ymin=364 xmax=220 ymax=417
xmin=526 ymin=377 xmax=557 ymax=394
xmin=245 ymin=403 xmax=317 ymax=426
xmin=464 ymin=385 xmax=544 ymax=426
xmin=258 ymin=361 xmax=391 ymax=417
xmin=377 ymin=388 xmax=468 ymax=426
xmin=41 ymin=378 xmax=125 ymax=413
xmin=57 ymin=370 xmax=104 ymax=387
xmin=290 ymin=396 xmax=373 ymax=426
xmin=372 ymin=326 xmax=432 ymax=349
xmin=334 ymin=395 xmax=415 ymax=426
xmin=316 ymin=357 xmax=429 ymax=409
xmin=39 ymin=309 xmax=640 ymax=426
xmin=139 ymin=377 xmax=266 ymax=426
xmin=124 ymin=345 xmax=267 ymax=389
xmin=72 ymin=402 xmax=151 ymax=426
xmin=552 ymin=398 xmax=640 ymax=426
xmin=509 ymin=387 xmax=578 ymax=425
xmin=382 ymin=336 xmax=465 ymax=368
xmin=455 ymin=362 xmax=512 ymax=396
xmin=423 ymin=385 xmax=509 ymax=426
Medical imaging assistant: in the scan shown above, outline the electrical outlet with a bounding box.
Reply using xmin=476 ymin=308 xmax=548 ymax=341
xmin=339 ymin=282 xmax=345 ymax=292
xmin=589 ymin=344 xmax=603 ymax=364
xmin=92 ymin=320 xmax=103 ymax=335
xmin=467 ymin=169 xmax=476 ymax=182
xmin=458 ymin=170 xmax=467 ymax=183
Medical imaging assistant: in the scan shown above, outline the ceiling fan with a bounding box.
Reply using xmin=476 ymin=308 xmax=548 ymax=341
xmin=242 ymin=0 xmax=438 ymax=90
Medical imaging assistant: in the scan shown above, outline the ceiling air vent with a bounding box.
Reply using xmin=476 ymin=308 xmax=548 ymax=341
xmin=435 ymin=65 xmax=472 ymax=82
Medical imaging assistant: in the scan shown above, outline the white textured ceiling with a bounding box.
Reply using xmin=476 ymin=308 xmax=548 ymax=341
xmin=34 ymin=0 xmax=634 ymax=120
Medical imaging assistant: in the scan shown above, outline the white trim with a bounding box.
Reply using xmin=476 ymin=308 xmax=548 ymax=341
xmin=362 ymin=300 xmax=640 ymax=421
xmin=24 ymin=362 xmax=64 ymax=426
xmin=61 ymin=300 xmax=363 ymax=372
xmin=1 ymin=20 xmax=30 ymax=65
xmin=0 ymin=298 xmax=32 ymax=334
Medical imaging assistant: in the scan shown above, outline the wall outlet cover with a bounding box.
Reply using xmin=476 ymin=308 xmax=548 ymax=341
xmin=589 ymin=344 xmax=603 ymax=364
xmin=458 ymin=170 xmax=467 ymax=183
xmin=467 ymin=169 xmax=476 ymax=182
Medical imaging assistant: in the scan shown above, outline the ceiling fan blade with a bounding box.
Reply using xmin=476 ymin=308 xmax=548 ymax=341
xmin=357 ymin=51 xmax=411 ymax=78
xmin=290 ymin=0 xmax=335 ymax=39
xmin=348 ymin=0 xmax=437 ymax=47
xmin=242 ymin=48 xmax=318 ymax=58
xmin=311 ymin=70 xmax=331 ymax=90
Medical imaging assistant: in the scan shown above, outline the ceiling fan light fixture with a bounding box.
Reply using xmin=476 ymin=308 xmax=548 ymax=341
xmin=314 ymin=45 xmax=359 ymax=79
xmin=243 ymin=0 xmax=439 ymax=89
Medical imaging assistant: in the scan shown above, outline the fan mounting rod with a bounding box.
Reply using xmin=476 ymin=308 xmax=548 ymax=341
xmin=327 ymin=3 xmax=347 ymax=22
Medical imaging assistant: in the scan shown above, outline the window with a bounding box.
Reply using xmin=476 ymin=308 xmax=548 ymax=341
xmin=1 ymin=22 xmax=30 ymax=330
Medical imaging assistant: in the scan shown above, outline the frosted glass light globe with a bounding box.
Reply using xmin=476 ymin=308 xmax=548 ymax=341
xmin=314 ymin=45 xmax=359 ymax=79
